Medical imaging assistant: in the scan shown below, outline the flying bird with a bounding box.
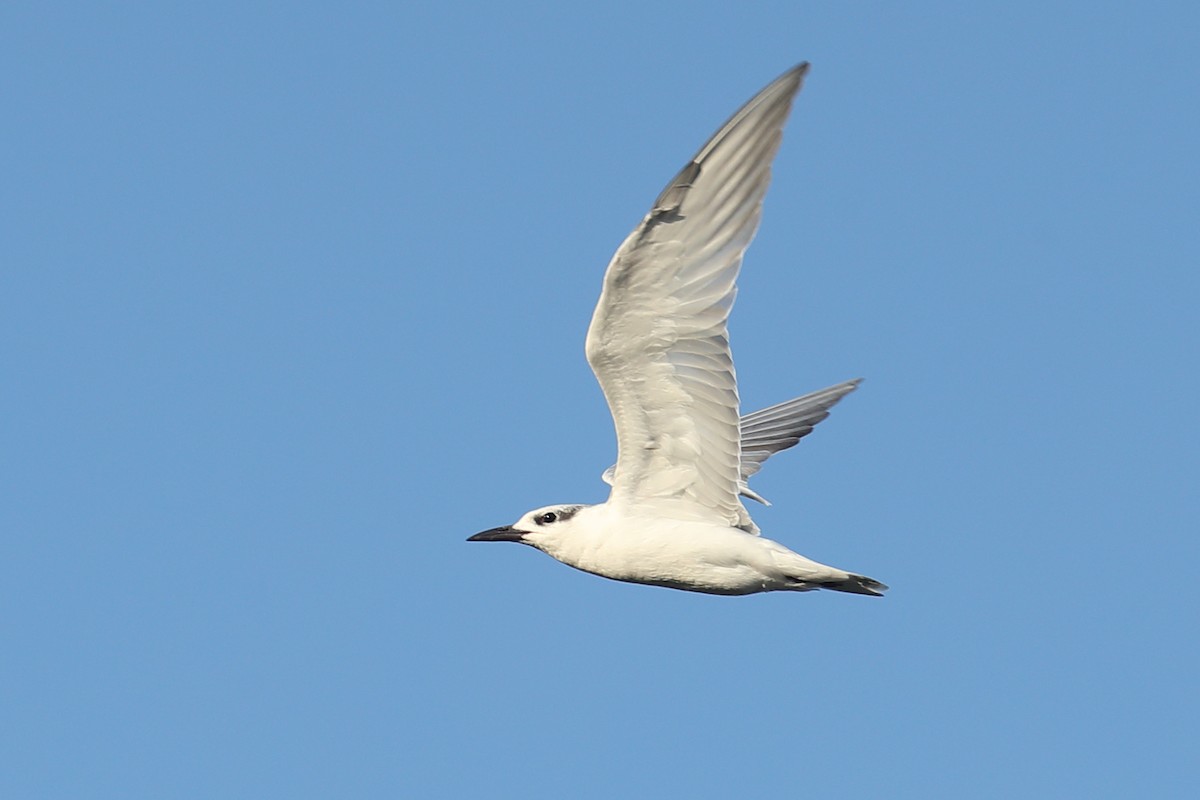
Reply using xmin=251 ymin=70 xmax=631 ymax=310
xmin=470 ymin=64 xmax=886 ymax=596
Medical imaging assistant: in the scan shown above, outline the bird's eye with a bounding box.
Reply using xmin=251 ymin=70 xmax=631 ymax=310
xmin=538 ymin=512 xmax=558 ymax=524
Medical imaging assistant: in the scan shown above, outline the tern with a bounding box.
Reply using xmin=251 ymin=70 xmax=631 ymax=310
xmin=470 ymin=64 xmax=887 ymax=597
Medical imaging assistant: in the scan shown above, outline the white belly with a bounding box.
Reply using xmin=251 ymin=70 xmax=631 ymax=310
xmin=565 ymin=520 xmax=792 ymax=595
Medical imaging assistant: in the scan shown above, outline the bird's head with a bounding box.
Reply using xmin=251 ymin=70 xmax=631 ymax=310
xmin=468 ymin=504 xmax=590 ymax=552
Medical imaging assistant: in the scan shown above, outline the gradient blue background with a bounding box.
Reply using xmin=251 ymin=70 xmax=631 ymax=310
xmin=3 ymin=2 xmax=1197 ymax=797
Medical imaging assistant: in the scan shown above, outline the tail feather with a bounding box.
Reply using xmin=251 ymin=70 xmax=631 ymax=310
xmin=819 ymin=573 xmax=888 ymax=597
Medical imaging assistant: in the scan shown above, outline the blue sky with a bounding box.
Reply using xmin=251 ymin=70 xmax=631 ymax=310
xmin=3 ymin=2 xmax=1197 ymax=797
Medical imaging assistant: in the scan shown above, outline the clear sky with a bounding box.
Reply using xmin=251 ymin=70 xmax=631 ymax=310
xmin=3 ymin=2 xmax=1197 ymax=797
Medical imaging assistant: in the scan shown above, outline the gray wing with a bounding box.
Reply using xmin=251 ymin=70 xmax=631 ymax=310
xmin=740 ymin=379 xmax=861 ymax=481
xmin=585 ymin=65 xmax=808 ymax=530
xmin=601 ymin=378 xmax=860 ymax=504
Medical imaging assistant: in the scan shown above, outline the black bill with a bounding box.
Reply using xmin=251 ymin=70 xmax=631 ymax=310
xmin=467 ymin=526 xmax=525 ymax=543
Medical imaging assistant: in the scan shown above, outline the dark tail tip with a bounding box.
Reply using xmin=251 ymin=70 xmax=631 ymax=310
xmin=821 ymin=574 xmax=888 ymax=597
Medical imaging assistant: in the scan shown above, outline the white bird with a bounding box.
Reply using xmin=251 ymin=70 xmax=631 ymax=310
xmin=470 ymin=64 xmax=887 ymax=597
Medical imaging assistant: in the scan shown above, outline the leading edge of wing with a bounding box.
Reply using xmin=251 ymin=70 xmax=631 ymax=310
xmin=585 ymin=65 xmax=809 ymax=527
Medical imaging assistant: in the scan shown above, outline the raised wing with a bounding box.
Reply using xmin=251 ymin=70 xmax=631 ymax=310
xmin=585 ymin=64 xmax=808 ymax=528
xmin=600 ymin=378 xmax=861 ymax=504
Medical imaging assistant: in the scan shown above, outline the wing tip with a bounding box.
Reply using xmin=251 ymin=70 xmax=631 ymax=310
xmin=777 ymin=62 xmax=811 ymax=94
